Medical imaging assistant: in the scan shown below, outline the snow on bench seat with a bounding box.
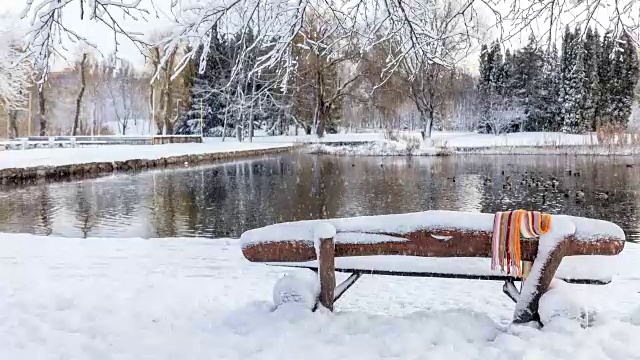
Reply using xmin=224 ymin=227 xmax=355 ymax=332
xmin=241 ymin=211 xmax=625 ymax=284
xmin=268 ymin=254 xmax=617 ymax=284
xmin=241 ymin=211 xmax=625 ymax=247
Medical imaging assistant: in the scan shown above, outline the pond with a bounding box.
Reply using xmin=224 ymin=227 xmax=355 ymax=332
xmin=0 ymin=151 xmax=639 ymax=241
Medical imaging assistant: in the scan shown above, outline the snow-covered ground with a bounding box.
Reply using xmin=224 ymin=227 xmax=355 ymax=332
xmin=1 ymin=130 xmax=638 ymax=171
xmin=313 ymin=131 xmax=640 ymax=156
xmin=0 ymin=134 xmax=385 ymax=170
xmin=432 ymin=131 xmax=601 ymax=148
xmin=1 ymin=233 xmax=638 ymax=359
xmin=103 ymin=119 xmax=157 ymax=136
xmin=0 ymin=138 xmax=297 ymax=170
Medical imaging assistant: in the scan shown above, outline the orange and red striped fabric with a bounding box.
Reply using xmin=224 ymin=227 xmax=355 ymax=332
xmin=491 ymin=210 xmax=551 ymax=277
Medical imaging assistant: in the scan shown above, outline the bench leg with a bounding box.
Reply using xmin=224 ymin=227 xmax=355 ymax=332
xmin=318 ymin=236 xmax=336 ymax=311
xmin=502 ymin=279 xmax=520 ymax=303
xmin=334 ymin=272 xmax=362 ymax=303
xmin=513 ymin=240 xmax=570 ymax=324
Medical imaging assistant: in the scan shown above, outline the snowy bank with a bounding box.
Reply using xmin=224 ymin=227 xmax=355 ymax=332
xmin=0 ymin=138 xmax=296 ymax=170
xmin=311 ymin=140 xmax=450 ymax=156
xmin=0 ymin=233 xmax=638 ymax=359
xmin=0 ymin=139 xmax=299 ymax=184
xmin=311 ymin=131 xmax=640 ymax=156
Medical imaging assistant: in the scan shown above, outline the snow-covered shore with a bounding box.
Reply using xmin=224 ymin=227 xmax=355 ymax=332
xmin=1 ymin=233 xmax=638 ymax=359
xmin=0 ymin=138 xmax=298 ymax=170
xmin=2 ymin=131 xmax=636 ymax=173
xmin=312 ymin=131 xmax=640 ymax=156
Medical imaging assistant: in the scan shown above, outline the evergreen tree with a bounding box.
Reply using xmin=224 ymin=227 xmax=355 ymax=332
xmin=511 ymin=34 xmax=544 ymax=131
xmin=560 ymin=26 xmax=587 ymax=133
xmin=477 ymin=41 xmax=523 ymax=134
xmin=609 ymin=32 xmax=640 ymax=128
xmin=539 ymin=44 xmax=562 ymax=131
xmin=595 ymin=31 xmax=615 ymax=127
xmin=582 ymin=27 xmax=600 ymax=131
xmin=174 ymin=28 xmax=233 ymax=136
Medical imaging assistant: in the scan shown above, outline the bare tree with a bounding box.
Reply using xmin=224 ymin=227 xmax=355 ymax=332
xmin=104 ymin=54 xmax=138 ymax=135
xmin=291 ymin=10 xmax=365 ymax=137
xmin=0 ymin=15 xmax=33 ymax=137
xmin=145 ymin=33 xmax=187 ymax=135
xmin=37 ymin=83 xmax=46 ymax=136
xmin=383 ymin=0 xmax=484 ymax=140
xmin=72 ymin=53 xmax=88 ymax=136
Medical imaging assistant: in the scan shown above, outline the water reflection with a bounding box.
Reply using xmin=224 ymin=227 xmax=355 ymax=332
xmin=0 ymin=152 xmax=639 ymax=239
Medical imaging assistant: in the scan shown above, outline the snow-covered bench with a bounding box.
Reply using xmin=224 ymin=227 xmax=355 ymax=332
xmin=240 ymin=211 xmax=626 ymax=324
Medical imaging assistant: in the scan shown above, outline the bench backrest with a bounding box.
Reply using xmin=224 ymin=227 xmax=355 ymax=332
xmin=241 ymin=211 xmax=625 ymax=263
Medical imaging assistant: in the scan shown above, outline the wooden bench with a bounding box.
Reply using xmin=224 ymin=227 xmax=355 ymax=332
xmin=241 ymin=211 xmax=626 ymax=324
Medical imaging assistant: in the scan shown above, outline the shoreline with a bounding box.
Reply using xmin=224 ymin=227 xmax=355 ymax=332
xmin=0 ymin=145 xmax=301 ymax=185
xmin=311 ymin=142 xmax=640 ymax=157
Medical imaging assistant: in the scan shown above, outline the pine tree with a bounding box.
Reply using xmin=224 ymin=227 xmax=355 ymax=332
xmin=511 ymin=34 xmax=544 ymax=131
xmin=582 ymin=27 xmax=600 ymax=131
xmin=539 ymin=44 xmax=562 ymax=131
xmin=174 ymin=28 xmax=234 ymax=136
xmin=595 ymin=31 xmax=615 ymax=127
xmin=560 ymin=26 xmax=587 ymax=133
xmin=609 ymin=32 xmax=640 ymax=128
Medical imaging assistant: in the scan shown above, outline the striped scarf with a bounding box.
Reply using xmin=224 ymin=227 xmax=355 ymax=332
xmin=491 ymin=210 xmax=551 ymax=277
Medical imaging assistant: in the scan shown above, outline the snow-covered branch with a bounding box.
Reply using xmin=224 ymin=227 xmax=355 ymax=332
xmin=0 ymin=17 xmax=33 ymax=112
xmin=19 ymin=0 xmax=640 ymax=87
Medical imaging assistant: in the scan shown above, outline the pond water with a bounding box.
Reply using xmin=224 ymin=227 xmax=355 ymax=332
xmin=1 ymin=151 xmax=639 ymax=241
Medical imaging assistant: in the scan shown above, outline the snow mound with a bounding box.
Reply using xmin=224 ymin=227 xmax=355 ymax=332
xmin=539 ymin=279 xmax=593 ymax=327
xmin=273 ymin=270 xmax=319 ymax=310
xmin=314 ymin=222 xmax=336 ymax=240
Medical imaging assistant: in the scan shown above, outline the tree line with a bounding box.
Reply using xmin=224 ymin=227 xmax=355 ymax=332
xmin=478 ymin=27 xmax=639 ymax=135
xmin=174 ymin=7 xmax=479 ymax=140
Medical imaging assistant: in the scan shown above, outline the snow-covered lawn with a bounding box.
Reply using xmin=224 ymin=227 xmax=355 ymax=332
xmin=431 ymin=131 xmax=601 ymax=148
xmin=0 ymin=139 xmax=296 ymax=170
xmin=314 ymin=131 xmax=640 ymax=156
xmin=1 ymin=233 xmax=638 ymax=359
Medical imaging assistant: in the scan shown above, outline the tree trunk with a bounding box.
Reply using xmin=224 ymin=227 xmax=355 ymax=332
xmin=37 ymin=87 xmax=46 ymax=136
xmin=157 ymin=86 xmax=166 ymax=135
xmin=236 ymin=112 xmax=243 ymax=142
xmin=164 ymin=81 xmax=173 ymax=135
xmin=163 ymin=51 xmax=176 ymax=135
xmin=149 ymin=84 xmax=155 ymax=134
xmin=425 ymin=107 xmax=434 ymax=139
xmin=222 ymin=98 xmax=229 ymax=141
xmin=73 ymin=53 xmax=88 ymax=136
xmin=248 ymin=78 xmax=257 ymax=143
xmin=316 ymin=104 xmax=330 ymax=138
xmin=8 ymin=110 xmax=18 ymax=139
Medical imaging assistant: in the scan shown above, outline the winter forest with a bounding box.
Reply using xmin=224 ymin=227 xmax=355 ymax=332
xmin=478 ymin=27 xmax=639 ymax=135
xmin=0 ymin=1 xmax=639 ymax=141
